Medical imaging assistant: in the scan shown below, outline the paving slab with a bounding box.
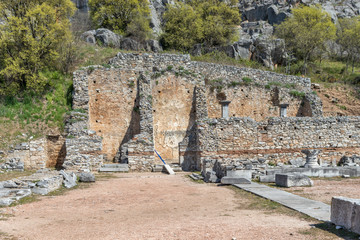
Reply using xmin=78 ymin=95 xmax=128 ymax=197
xmin=234 ymin=182 xmax=330 ymax=221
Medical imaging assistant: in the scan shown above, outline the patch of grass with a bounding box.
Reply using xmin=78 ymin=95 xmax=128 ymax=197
xmin=0 ymin=170 xmax=36 ymax=182
xmin=289 ymin=90 xmax=306 ymax=98
xmin=9 ymin=194 xmax=40 ymax=207
xmin=191 ymin=51 xmax=265 ymax=70
xmin=186 ymin=174 xmax=204 ymax=184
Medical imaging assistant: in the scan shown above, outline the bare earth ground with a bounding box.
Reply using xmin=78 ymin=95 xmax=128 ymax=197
xmin=284 ymin=178 xmax=360 ymax=205
xmin=0 ymin=172 xmax=347 ymax=240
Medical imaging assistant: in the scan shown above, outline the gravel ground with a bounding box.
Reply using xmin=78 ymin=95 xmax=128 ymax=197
xmin=0 ymin=173 xmax=350 ymax=240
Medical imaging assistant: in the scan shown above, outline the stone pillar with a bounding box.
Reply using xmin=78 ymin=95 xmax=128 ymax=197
xmin=280 ymin=104 xmax=289 ymax=117
xmin=220 ymin=100 xmax=231 ymax=119
xmin=302 ymin=149 xmax=321 ymax=168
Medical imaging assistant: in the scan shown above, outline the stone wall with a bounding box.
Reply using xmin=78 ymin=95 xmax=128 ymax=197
xmin=66 ymin=53 xmax=323 ymax=171
xmin=197 ymin=117 xmax=360 ymax=168
xmin=4 ymin=136 xmax=65 ymax=170
xmin=88 ymin=68 xmax=140 ymax=161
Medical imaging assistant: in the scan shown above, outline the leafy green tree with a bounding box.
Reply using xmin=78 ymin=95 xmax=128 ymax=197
xmin=337 ymin=17 xmax=360 ymax=73
xmin=89 ymin=0 xmax=151 ymax=38
xmin=162 ymin=3 xmax=203 ymax=51
xmin=162 ymin=0 xmax=241 ymax=51
xmin=189 ymin=0 xmax=241 ymax=46
xmin=0 ymin=0 xmax=76 ymax=95
xmin=275 ymin=5 xmax=336 ymax=74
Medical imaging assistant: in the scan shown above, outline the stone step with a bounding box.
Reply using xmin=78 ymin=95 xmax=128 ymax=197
xmin=99 ymin=167 xmax=129 ymax=172
xmin=101 ymin=164 xmax=129 ymax=168
xmin=99 ymin=164 xmax=129 ymax=172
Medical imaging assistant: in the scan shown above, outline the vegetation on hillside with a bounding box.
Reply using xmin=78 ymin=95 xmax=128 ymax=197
xmin=275 ymin=5 xmax=336 ymax=75
xmin=0 ymin=0 xmax=76 ymax=95
xmin=0 ymin=1 xmax=359 ymax=150
xmin=162 ymin=0 xmax=241 ymax=51
xmin=88 ymin=0 xmax=152 ymax=42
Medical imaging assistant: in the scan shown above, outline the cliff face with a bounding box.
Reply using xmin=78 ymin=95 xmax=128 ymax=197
xmin=239 ymin=0 xmax=360 ymax=24
xmin=72 ymin=0 xmax=89 ymax=13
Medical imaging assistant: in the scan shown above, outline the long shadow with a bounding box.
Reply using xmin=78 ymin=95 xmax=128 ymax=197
xmin=180 ymin=88 xmax=198 ymax=171
xmin=114 ymin=80 xmax=141 ymax=163
xmin=313 ymin=222 xmax=359 ymax=239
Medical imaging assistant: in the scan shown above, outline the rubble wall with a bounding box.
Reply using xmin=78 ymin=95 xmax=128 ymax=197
xmin=198 ymin=117 xmax=360 ymax=166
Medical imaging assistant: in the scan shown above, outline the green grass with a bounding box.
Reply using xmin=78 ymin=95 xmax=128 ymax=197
xmin=0 ymin=170 xmax=36 ymax=182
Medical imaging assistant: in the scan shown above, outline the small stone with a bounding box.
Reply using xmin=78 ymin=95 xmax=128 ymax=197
xmin=342 ymin=175 xmax=350 ymax=178
xmin=79 ymin=172 xmax=95 ymax=182
xmin=336 ymin=226 xmax=343 ymax=230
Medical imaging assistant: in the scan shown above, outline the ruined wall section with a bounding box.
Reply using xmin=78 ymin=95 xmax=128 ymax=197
xmin=88 ymin=69 xmax=140 ymax=161
xmin=122 ymin=74 xmax=155 ymax=171
xmin=206 ymin=86 xmax=306 ymax=121
xmin=63 ymin=69 xmax=104 ymax=171
xmin=179 ymin=86 xmax=208 ymax=171
xmin=152 ymin=73 xmax=202 ymax=163
xmin=109 ymin=53 xmax=322 ymax=117
xmin=198 ymin=117 xmax=360 ymax=167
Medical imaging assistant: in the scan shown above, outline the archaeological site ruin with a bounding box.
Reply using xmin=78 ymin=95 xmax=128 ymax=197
xmin=50 ymin=52 xmax=357 ymax=175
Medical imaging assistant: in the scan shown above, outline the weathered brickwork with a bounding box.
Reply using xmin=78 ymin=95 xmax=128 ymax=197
xmin=66 ymin=53 xmax=330 ymax=172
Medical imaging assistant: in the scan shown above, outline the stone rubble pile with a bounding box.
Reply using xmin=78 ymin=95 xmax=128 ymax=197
xmin=0 ymin=158 xmax=24 ymax=172
xmin=0 ymin=169 xmax=95 ymax=206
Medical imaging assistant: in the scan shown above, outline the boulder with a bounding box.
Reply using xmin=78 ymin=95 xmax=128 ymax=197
xmin=144 ymin=39 xmax=163 ymax=52
xmin=95 ymin=28 xmax=122 ymax=48
xmin=120 ymin=38 xmax=141 ymax=51
xmin=275 ymin=173 xmax=313 ymax=187
xmin=80 ymin=30 xmax=96 ymax=44
xmin=79 ymin=172 xmax=96 ymax=182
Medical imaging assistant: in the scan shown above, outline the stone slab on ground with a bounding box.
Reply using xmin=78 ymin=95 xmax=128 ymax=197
xmin=331 ymin=196 xmax=360 ymax=234
xmin=259 ymin=175 xmax=275 ymax=183
xmin=234 ymin=182 xmax=330 ymax=221
xmin=99 ymin=164 xmax=129 ymax=172
xmin=275 ymin=173 xmax=313 ymax=187
xmin=163 ymin=164 xmax=175 ymax=175
xmin=221 ymin=177 xmax=251 ymax=185
xmin=226 ymin=170 xmax=252 ymax=179
xmin=267 ymin=167 xmax=360 ymax=178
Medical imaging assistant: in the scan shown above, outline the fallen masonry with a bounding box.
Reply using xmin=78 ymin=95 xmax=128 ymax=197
xmin=331 ymin=197 xmax=360 ymax=234
xmin=0 ymin=170 xmax=95 ymax=206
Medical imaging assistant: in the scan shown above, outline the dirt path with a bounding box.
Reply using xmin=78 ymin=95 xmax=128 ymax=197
xmin=0 ymin=173 xmax=341 ymax=240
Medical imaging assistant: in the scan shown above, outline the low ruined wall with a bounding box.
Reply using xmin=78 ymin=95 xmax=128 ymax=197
xmin=197 ymin=117 xmax=360 ymax=167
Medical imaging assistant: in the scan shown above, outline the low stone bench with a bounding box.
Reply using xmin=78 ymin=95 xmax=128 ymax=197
xmin=331 ymin=196 xmax=360 ymax=234
xmin=275 ymin=173 xmax=313 ymax=187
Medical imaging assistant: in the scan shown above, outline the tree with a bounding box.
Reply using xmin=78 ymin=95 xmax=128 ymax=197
xmin=189 ymin=0 xmax=241 ymax=46
xmin=162 ymin=3 xmax=203 ymax=51
xmin=88 ymin=0 xmax=152 ymax=39
xmin=0 ymin=0 xmax=76 ymax=95
xmin=275 ymin=5 xmax=336 ymax=74
xmin=337 ymin=17 xmax=360 ymax=73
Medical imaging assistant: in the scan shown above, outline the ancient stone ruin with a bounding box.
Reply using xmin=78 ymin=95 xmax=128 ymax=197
xmin=52 ymin=53 xmax=357 ymax=175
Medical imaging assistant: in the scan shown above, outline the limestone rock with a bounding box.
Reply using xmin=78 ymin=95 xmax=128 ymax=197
xmin=95 ymin=28 xmax=122 ymax=48
xmin=204 ymin=171 xmax=218 ymax=183
xmin=79 ymin=172 xmax=96 ymax=182
xmin=60 ymin=170 xmax=77 ymax=188
xmin=275 ymin=173 xmax=313 ymax=187
xmin=120 ymin=38 xmax=141 ymax=51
